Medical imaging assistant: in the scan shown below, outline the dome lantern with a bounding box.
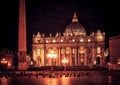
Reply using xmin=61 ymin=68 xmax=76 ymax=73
xmin=72 ymin=11 xmax=78 ymax=22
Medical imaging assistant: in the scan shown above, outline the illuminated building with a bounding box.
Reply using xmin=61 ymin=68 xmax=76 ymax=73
xmin=32 ymin=11 xmax=105 ymax=67
xmin=109 ymin=34 xmax=120 ymax=70
xmin=0 ymin=49 xmax=16 ymax=70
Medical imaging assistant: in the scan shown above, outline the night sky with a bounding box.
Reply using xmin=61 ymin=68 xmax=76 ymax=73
xmin=0 ymin=0 xmax=120 ymax=53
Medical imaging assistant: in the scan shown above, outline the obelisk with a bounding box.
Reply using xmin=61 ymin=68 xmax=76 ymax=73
xmin=18 ymin=0 xmax=27 ymax=70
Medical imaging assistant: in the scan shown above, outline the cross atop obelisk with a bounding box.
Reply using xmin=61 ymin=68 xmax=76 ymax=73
xmin=18 ymin=0 xmax=27 ymax=70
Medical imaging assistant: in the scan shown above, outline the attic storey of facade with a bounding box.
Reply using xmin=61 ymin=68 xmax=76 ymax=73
xmin=32 ymin=12 xmax=105 ymax=67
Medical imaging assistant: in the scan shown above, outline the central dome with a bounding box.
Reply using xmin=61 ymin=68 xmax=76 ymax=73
xmin=64 ymin=11 xmax=86 ymax=36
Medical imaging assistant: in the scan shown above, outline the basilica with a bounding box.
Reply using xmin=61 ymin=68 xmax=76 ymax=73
xmin=32 ymin=12 xmax=105 ymax=67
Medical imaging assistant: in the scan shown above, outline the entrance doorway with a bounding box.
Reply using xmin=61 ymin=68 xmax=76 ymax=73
xmin=96 ymin=57 xmax=100 ymax=65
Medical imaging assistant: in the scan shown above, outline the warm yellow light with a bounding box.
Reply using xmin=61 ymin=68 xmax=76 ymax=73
xmin=79 ymin=50 xmax=84 ymax=54
xmin=37 ymin=49 xmax=40 ymax=55
xmin=0 ymin=58 xmax=8 ymax=64
xmin=8 ymin=63 xmax=11 ymax=66
xmin=61 ymin=39 xmax=63 ymax=42
xmin=108 ymin=62 xmax=111 ymax=66
xmin=66 ymin=47 xmax=70 ymax=54
xmin=96 ymin=35 xmax=104 ymax=41
xmin=94 ymin=60 xmax=96 ymax=65
xmin=53 ymin=40 xmax=56 ymax=43
xmin=80 ymin=39 xmax=83 ymax=42
xmin=72 ymin=49 xmax=75 ymax=54
xmin=51 ymin=50 xmax=54 ymax=54
xmin=97 ymin=47 xmax=101 ymax=54
xmin=2 ymin=58 xmax=5 ymax=61
xmin=4 ymin=61 xmax=7 ymax=63
xmin=72 ymin=39 xmax=75 ymax=42
xmin=48 ymin=50 xmax=57 ymax=58
xmin=1 ymin=61 xmax=3 ymax=63
xmin=117 ymin=59 xmax=120 ymax=64
xmin=53 ymin=54 xmax=57 ymax=58
xmin=30 ymin=61 xmax=33 ymax=65
xmin=62 ymin=58 xmax=69 ymax=64
xmin=48 ymin=54 xmax=51 ymax=57
xmin=88 ymin=39 xmax=91 ymax=42
xmin=117 ymin=62 xmax=120 ymax=64
xmin=37 ymin=51 xmax=40 ymax=55
xmin=46 ymin=40 xmax=49 ymax=43
xmin=80 ymin=58 xmax=84 ymax=62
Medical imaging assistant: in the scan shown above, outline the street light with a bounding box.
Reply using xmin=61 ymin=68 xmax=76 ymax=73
xmin=0 ymin=58 xmax=8 ymax=69
xmin=48 ymin=50 xmax=57 ymax=71
xmin=107 ymin=62 xmax=111 ymax=71
xmin=62 ymin=57 xmax=69 ymax=71
xmin=1 ymin=58 xmax=7 ymax=63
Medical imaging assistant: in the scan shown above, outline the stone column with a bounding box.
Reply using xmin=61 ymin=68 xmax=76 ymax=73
xmin=58 ymin=48 xmax=61 ymax=66
xmin=101 ymin=47 xmax=105 ymax=66
xmin=56 ymin=48 xmax=59 ymax=66
xmin=70 ymin=48 xmax=72 ymax=66
xmin=92 ymin=47 xmax=95 ymax=66
xmin=41 ymin=48 xmax=44 ymax=66
xmin=75 ymin=48 xmax=78 ymax=66
xmin=84 ymin=49 xmax=87 ymax=66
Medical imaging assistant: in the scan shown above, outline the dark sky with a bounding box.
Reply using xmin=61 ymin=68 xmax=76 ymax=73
xmin=1 ymin=0 xmax=120 ymax=53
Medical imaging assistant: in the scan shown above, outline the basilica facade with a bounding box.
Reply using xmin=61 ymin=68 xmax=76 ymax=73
xmin=32 ymin=12 xmax=105 ymax=67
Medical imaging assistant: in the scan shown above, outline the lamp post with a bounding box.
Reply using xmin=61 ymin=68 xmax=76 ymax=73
xmin=48 ymin=50 xmax=57 ymax=71
xmin=108 ymin=62 xmax=111 ymax=71
xmin=62 ymin=58 xmax=68 ymax=71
